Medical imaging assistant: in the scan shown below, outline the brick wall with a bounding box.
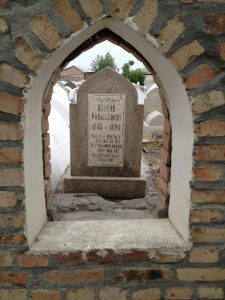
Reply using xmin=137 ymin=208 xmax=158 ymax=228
xmin=0 ymin=0 xmax=225 ymax=299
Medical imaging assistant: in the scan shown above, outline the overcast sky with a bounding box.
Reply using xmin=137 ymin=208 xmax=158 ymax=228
xmin=67 ymin=40 xmax=145 ymax=72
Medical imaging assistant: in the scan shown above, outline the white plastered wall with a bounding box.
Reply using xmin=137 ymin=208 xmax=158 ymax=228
xmin=24 ymin=18 xmax=193 ymax=244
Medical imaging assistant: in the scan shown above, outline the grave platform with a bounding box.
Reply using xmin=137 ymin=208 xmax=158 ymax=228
xmin=63 ymin=164 xmax=146 ymax=199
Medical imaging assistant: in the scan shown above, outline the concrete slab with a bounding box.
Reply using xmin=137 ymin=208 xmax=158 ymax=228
xmin=64 ymin=174 xmax=146 ymax=199
xmin=31 ymin=219 xmax=186 ymax=252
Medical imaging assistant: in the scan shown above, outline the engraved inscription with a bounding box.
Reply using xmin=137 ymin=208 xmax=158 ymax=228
xmin=88 ymin=94 xmax=125 ymax=167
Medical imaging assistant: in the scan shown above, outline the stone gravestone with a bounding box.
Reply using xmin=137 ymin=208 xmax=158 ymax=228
xmin=64 ymin=67 xmax=146 ymax=199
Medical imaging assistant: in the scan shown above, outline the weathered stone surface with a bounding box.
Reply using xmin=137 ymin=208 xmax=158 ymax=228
xmin=0 ymin=63 xmax=28 ymax=87
xmin=110 ymin=0 xmax=136 ymax=20
xmin=190 ymin=208 xmax=221 ymax=224
xmin=0 ymin=17 xmax=9 ymax=33
xmin=185 ymin=64 xmax=215 ymax=89
xmin=15 ymin=38 xmax=42 ymax=72
xmin=0 ymin=213 xmax=25 ymax=228
xmin=30 ymin=13 xmax=62 ymax=50
xmin=133 ymin=0 xmax=158 ymax=35
xmin=99 ymin=287 xmax=127 ymax=300
xmin=53 ymin=0 xmax=83 ymax=32
xmin=70 ymin=67 xmax=143 ymax=178
xmin=204 ymin=13 xmax=225 ymax=33
xmin=158 ymin=16 xmax=185 ymax=53
xmin=170 ymin=40 xmax=205 ymax=70
xmin=80 ymin=0 xmax=104 ymax=20
xmin=192 ymin=90 xmax=225 ymax=114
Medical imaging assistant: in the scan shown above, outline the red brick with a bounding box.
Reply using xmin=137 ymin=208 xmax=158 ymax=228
xmin=121 ymin=250 xmax=149 ymax=262
xmin=160 ymin=162 xmax=171 ymax=182
xmin=42 ymin=133 xmax=50 ymax=149
xmin=163 ymin=133 xmax=172 ymax=150
xmin=164 ymin=117 xmax=171 ymax=135
xmin=190 ymin=208 xmax=222 ymax=224
xmin=86 ymin=249 xmax=116 ymax=264
xmin=43 ymin=148 xmax=51 ymax=165
xmin=0 ymin=92 xmax=23 ymax=115
xmin=44 ymin=162 xmax=52 ymax=178
xmin=161 ymin=147 xmax=171 ymax=166
xmin=165 ymin=287 xmax=192 ymax=299
xmin=0 ymin=251 xmax=13 ymax=266
xmin=0 ymin=120 xmax=23 ymax=141
xmin=192 ymin=227 xmax=225 ymax=243
xmin=15 ymin=38 xmax=42 ymax=72
xmin=44 ymin=103 xmax=51 ymax=117
xmin=196 ymin=120 xmax=225 ymax=137
xmin=204 ymin=13 xmax=225 ymax=33
xmin=114 ymin=268 xmax=171 ymax=283
xmin=0 ymin=147 xmax=22 ymax=164
xmin=193 ymin=167 xmax=223 ymax=181
xmin=189 ymin=247 xmax=219 ymax=263
xmin=56 ymin=252 xmax=83 ymax=265
xmin=185 ymin=64 xmax=215 ymax=90
xmin=32 ymin=290 xmax=60 ymax=300
xmin=177 ymin=268 xmax=225 ymax=281
xmin=0 ymin=233 xmax=26 ymax=245
xmin=191 ymin=190 xmax=225 ymax=204
xmin=19 ymin=254 xmax=49 ymax=268
xmin=53 ymin=0 xmax=83 ymax=32
xmin=42 ymin=117 xmax=49 ymax=133
xmin=44 ymin=269 xmax=104 ymax=284
xmin=220 ymin=42 xmax=225 ymax=61
xmin=0 ymin=272 xmax=30 ymax=284
xmin=195 ymin=145 xmax=225 ymax=161
xmin=0 ymin=191 xmax=19 ymax=208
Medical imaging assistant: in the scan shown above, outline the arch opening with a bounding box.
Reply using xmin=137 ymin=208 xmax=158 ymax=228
xmin=24 ymin=17 xmax=193 ymax=246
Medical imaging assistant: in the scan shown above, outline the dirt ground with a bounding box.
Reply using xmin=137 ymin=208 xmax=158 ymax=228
xmin=49 ymin=142 xmax=165 ymax=221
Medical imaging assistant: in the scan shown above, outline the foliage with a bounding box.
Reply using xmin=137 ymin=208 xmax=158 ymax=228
xmin=122 ymin=60 xmax=146 ymax=85
xmin=90 ymin=52 xmax=118 ymax=72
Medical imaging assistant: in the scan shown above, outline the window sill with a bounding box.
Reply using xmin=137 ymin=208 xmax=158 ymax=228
xmin=31 ymin=219 xmax=188 ymax=252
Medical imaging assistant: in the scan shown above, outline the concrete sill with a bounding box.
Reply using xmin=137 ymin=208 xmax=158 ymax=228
xmin=31 ymin=219 xmax=187 ymax=252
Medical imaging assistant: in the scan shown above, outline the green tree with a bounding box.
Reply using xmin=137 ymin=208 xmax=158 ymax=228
xmin=90 ymin=52 xmax=118 ymax=72
xmin=122 ymin=60 xmax=146 ymax=86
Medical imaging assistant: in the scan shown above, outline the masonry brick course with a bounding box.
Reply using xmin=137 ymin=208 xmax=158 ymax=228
xmin=185 ymin=64 xmax=216 ymax=89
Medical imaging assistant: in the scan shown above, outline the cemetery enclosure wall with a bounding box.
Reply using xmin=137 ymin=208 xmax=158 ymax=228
xmin=0 ymin=1 xmax=225 ymax=299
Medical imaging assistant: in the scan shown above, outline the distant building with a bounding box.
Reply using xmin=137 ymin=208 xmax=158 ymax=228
xmin=60 ymin=66 xmax=96 ymax=82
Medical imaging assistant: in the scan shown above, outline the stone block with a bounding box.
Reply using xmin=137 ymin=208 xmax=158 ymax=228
xmin=64 ymin=169 xmax=146 ymax=199
xmin=158 ymin=16 xmax=185 ymax=53
xmin=53 ymin=0 xmax=83 ymax=32
xmin=30 ymin=13 xmax=62 ymax=50
xmin=170 ymin=40 xmax=205 ymax=71
xmin=133 ymin=0 xmax=158 ymax=35
xmin=185 ymin=64 xmax=215 ymax=90
xmin=0 ymin=63 xmax=28 ymax=87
